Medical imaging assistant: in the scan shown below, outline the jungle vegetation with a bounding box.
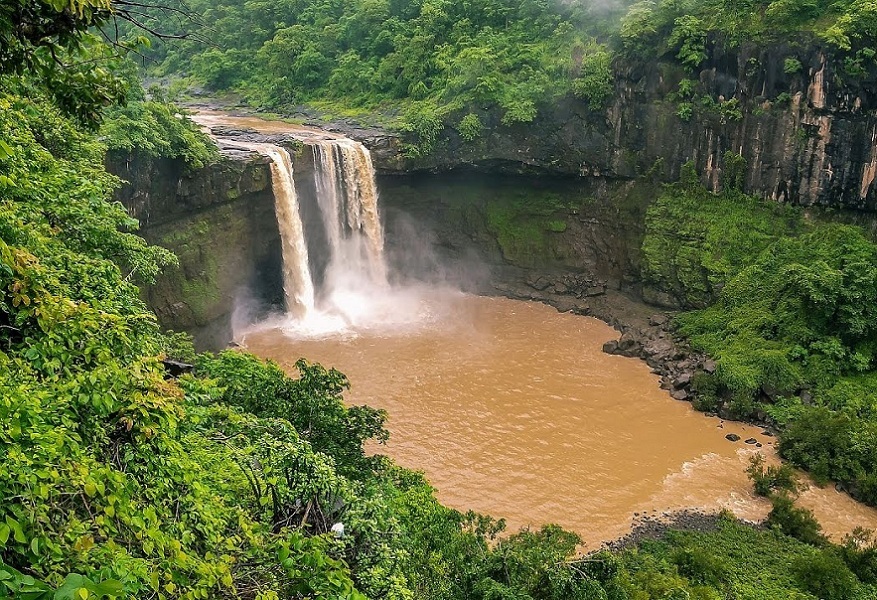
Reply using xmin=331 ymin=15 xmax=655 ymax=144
xmin=121 ymin=0 xmax=877 ymax=150
xmin=641 ymin=166 xmax=877 ymax=506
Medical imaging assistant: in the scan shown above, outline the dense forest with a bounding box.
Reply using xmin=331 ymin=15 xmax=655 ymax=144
xmin=128 ymin=0 xmax=877 ymax=148
xmin=3 ymin=0 xmax=877 ymax=599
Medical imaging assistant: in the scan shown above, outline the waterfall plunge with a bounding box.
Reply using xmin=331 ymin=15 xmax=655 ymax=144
xmin=237 ymin=134 xmax=441 ymax=338
xmin=224 ymin=140 xmax=315 ymax=318
xmin=312 ymin=139 xmax=388 ymax=289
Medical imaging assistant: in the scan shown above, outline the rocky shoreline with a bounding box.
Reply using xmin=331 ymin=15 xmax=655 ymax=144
xmin=598 ymin=509 xmax=760 ymax=554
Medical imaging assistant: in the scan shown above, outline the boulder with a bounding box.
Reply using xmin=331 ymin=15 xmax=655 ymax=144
xmin=725 ymin=434 xmax=741 ymax=442
xmin=643 ymin=339 xmax=675 ymax=360
xmin=673 ymin=372 xmax=692 ymax=389
xmin=745 ymin=438 xmax=758 ymax=445
xmin=528 ymin=276 xmax=552 ymax=291
xmin=671 ymin=389 xmax=689 ymax=401
xmin=649 ymin=314 xmax=669 ymax=327
xmin=162 ymin=359 xmax=195 ymax=378
xmin=615 ymin=332 xmax=645 ymax=357
xmin=702 ymin=359 xmax=717 ymax=374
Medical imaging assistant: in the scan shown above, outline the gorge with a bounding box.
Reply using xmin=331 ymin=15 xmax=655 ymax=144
xmin=8 ymin=0 xmax=877 ymax=596
xmin=111 ymin=109 xmax=877 ymax=547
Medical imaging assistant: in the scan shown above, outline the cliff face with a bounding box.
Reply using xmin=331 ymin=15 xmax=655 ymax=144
xmin=110 ymin=41 xmax=877 ymax=347
xmin=369 ymin=41 xmax=877 ymax=212
xmin=108 ymin=150 xmax=282 ymax=349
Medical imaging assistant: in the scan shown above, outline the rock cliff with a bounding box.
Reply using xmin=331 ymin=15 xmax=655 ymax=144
xmin=108 ymin=149 xmax=282 ymax=348
xmin=362 ymin=41 xmax=877 ymax=212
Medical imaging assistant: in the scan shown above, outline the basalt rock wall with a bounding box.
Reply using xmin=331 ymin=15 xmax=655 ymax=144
xmin=368 ymin=41 xmax=877 ymax=212
xmin=108 ymin=150 xmax=283 ymax=349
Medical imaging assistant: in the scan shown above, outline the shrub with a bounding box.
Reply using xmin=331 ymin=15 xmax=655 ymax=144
xmin=458 ymin=113 xmax=484 ymax=141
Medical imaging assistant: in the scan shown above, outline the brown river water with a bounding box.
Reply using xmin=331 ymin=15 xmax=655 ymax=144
xmin=243 ymin=294 xmax=877 ymax=547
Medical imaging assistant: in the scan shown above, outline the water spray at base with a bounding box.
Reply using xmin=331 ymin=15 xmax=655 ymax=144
xmin=230 ymin=134 xmax=461 ymax=340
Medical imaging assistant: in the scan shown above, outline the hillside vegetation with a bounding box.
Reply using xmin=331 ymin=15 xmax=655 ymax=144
xmin=9 ymin=80 xmax=877 ymax=598
xmin=641 ymin=167 xmax=877 ymax=505
xmin=128 ymin=0 xmax=877 ymax=148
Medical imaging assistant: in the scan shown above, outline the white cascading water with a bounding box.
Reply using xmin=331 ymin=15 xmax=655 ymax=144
xmin=312 ymin=139 xmax=388 ymax=287
xmin=222 ymin=140 xmax=315 ymax=319
xmin=229 ymin=134 xmax=445 ymax=339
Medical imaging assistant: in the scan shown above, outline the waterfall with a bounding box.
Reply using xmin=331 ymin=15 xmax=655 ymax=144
xmin=222 ymin=133 xmax=394 ymax=334
xmin=222 ymin=140 xmax=315 ymax=318
xmin=311 ymin=139 xmax=387 ymax=287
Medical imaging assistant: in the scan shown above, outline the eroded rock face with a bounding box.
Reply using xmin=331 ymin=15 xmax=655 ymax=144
xmin=108 ymin=150 xmax=283 ymax=349
xmin=361 ymin=41 xmax=877 ymax=213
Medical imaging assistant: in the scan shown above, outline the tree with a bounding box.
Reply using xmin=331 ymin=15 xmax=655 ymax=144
xmin=0 ymin=0 xmax=201 ymax=124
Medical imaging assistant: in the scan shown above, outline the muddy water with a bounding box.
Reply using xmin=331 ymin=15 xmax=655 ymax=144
xmin=243 ymin=295 xmax=877 ymax=546
xmin=190 ymin=110 xmax=342 ymax=140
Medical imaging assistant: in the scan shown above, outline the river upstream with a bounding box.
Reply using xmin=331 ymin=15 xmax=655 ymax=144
xmin=194 ymin=108 xmax=877 ymax=547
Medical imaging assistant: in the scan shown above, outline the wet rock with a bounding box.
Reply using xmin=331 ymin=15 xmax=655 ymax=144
xmin=703 ymin=359 xmax=717 ymax=374
xmin=614 ymin=332 xmax=645 ymax=357
xmin=761 ymin=430 xmax=774 ymax=437
xmin=756 ymin=443 xmax=763 ymax=448
xmin=528 ymin=276 xmax=552 ymax=291
xmin=643 ymin=339 xmax=675 ymax=360
xmin=602 ymin=340 xmax=619 ymax=354
xmin=671 ymin=389 xmax=689 ymax=401
xmin=649 ymin=314 xmax=669 ymax=327
xmin=674 ymin=373 xmax=692 ymax=389
xmin=549 ymin=298 xmax=577 ymax=313
xmin=745 ymin=438 xmax=758 ymax=445
xmin=162 ymin=359 xmax=194 ymax=377
xmin=725 ymin=434 xmax=741 ymax=442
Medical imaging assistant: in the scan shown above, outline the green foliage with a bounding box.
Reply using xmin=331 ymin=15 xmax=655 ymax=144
xmin=792 ymin=549 xmax=861 ymax=600
xmin=668 ymin=15 xmax=708 ymax=70
xmin=619 ymin=0 xmax=877 ymax=58
xmin=571 ymin=46 xmax=614 ymax=107
xmin=402 ymin=102 xmax=446 ymax=157
xmin=746 ymin=454 xmax=802 ymax=497
xmin=100 ymin=100 xmax=218 ymax=168
xmin=784 ymin=57 xmax=803 ymax=74
xmin=0 ymin=1 xmax=132 ymax=125
xmin=644 ymin=179 xmax=877 ymax=507
xmin=613 ymin=516 xmax=872 ymax=599
xmin=196 ymin=352 xmax=389 ymax=477
xmin=457 ymin=113 xmax=484 ymax=142
xmin=641 ymin=184 xmax=803 ymax=308
xmin=484 ymin=194 xmax=574 ymax=267
xmin=676 ymin=102 xmax=694 ymax=121
xmin=120 ymin=0 xmax=621 ymax=152
xmin=721 ymin=151 xmax=747 ymax=191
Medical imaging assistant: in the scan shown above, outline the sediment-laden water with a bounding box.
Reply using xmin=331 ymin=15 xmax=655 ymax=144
xmin=197 ymin=109 xmax=877 ymax=547
xmin=243 ymin=295 xmax=877 ymax=547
